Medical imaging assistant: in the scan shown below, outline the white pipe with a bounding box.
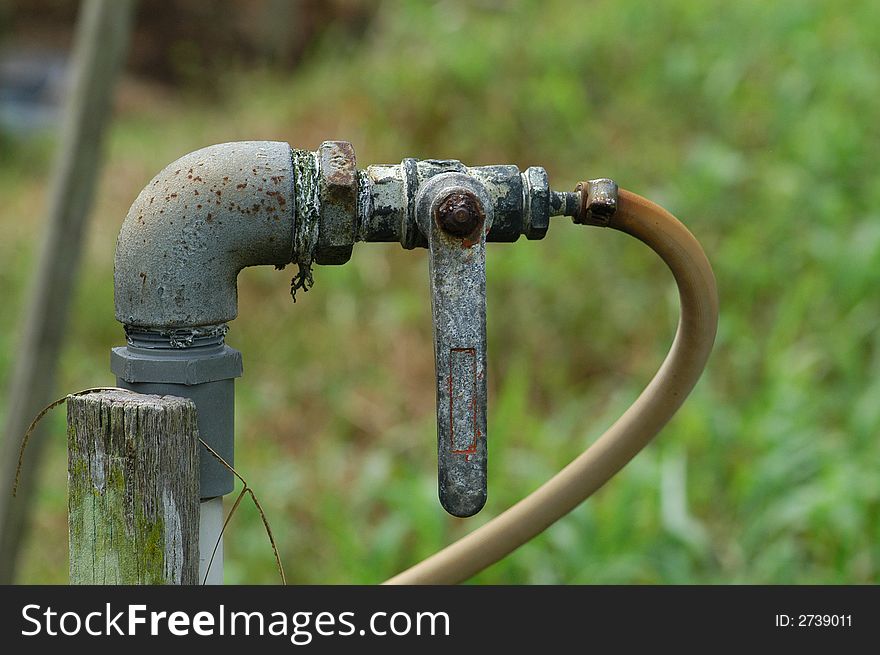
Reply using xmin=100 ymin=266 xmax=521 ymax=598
xmin=198 ymin=497 xmax=225 ymax=585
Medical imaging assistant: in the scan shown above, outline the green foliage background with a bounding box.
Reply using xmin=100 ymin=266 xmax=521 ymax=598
xmin=1 ymin=0 xmax=878 ymax=583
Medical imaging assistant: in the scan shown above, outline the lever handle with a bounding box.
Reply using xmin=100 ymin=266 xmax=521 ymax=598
xmin=418 ymin=174 xmax=491 ymax=517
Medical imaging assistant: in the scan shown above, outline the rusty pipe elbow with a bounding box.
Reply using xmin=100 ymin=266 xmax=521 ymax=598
xmin=114 ymin=141 xmax=298 ymax=329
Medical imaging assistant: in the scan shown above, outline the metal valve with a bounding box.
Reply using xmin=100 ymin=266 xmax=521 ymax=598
xmin=301 ymin=143 xmax=581 ymax=516
xmin=321 ymin=149 xmax=582 ymax=517
xmin=416 ymin=173 xmax=492 ymax=517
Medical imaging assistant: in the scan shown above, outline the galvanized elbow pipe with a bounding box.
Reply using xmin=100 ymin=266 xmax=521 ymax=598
xmin=114 ymin=141 xmax=298 ymax=328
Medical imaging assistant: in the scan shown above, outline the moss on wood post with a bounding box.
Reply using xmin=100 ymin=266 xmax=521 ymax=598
xmin=67 ymin=390 xmax=200 ymax=584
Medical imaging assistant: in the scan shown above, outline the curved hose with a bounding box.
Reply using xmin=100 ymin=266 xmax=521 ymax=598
xmin=384 ymin=189 xmax=719 ymax=584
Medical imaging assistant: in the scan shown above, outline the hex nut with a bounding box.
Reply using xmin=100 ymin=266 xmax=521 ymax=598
xmin=523 ymin=166 xmax=549 ymax=240
xmin=315 ymin=140 xmax=357 ymax=265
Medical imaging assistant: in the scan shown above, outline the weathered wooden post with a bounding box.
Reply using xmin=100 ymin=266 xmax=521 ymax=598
xmin=67 ymin=390 xmax=200 ymax=584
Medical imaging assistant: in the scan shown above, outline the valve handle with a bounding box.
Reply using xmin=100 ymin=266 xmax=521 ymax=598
xmin=417 ymin=173 xmax=492 ymax=517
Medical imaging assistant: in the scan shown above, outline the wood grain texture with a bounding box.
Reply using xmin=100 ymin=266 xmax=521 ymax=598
xmin=67 ymin=390 xmax=199 ymax=584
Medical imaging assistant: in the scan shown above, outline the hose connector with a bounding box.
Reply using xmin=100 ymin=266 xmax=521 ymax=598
xmin=574 ymin=178 xmax=619 ymax=227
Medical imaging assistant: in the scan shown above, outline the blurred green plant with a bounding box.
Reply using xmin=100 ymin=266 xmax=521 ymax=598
xmin=2 ymin=0 xmax=878 ymax=584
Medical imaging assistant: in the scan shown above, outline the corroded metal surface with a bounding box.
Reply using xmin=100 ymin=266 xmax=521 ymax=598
xmin=467 ymin=164 xmax=524 ymax=242
xmin=359 ymin=158 xmax=558 ymax=245
xmin=436 ymin=190 xmax=484 ymax=236
xmin=315 ymin=140 xmax=357 ymax=265
xmin=521 ymin=166 xmax=550 ymax=240
xmin=357 ymin=163 xmax=403 ymax=243
xmin=574 ymin=178 xmax=619 ymax=226
xmin=114 ymin=141 xmax=296 ymax=328
xmin=416 ymin=173 xmax=493 ymax=517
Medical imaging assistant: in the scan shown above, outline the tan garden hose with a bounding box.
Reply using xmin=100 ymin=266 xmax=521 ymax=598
xmin=385 ymin=188 xmax=719 ymax=584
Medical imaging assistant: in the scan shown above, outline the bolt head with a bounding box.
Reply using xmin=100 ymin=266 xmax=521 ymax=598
xmin=435 ymin=191 xmax=484 ymax=237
